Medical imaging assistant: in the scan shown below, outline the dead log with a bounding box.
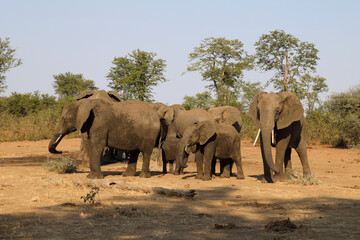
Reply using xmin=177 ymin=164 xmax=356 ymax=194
xmin=73 ymin=179 xmax=196 ymax=199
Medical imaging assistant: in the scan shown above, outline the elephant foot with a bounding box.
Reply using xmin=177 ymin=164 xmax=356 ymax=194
xmin=87 ymin=172 xmax=104 ymax=179
xmin=195 ymin=173 xmax=203 ymax=179
xmin=303 ymin=171 xmax=312 ymax=179
xmin=220 ymin=173 xmax=230 ymax=178
xmin=236 ymin=174 xmax=245 ymax=180
xmin=261 ymin=175 xmax=274 ymax=183
xmin=139 ymin=171 xmax=151 ymax=178
xmin=122 ymin=170 xmax=136 ymax=177
xmin=202 ymin=175 xmax=212 ymax=181
xmin=273 ymin=173 xmax=291 ymax=182
xmin=172 ymin=170 xmax=180 ymax=175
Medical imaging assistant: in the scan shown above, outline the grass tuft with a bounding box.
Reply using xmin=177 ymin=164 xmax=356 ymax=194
xmin=43 ymin=157 xmax=78 ymax=174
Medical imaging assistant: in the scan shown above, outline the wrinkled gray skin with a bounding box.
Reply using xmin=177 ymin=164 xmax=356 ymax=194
xmin=248 ymin=91 xmax=311 ymax=183
xmin=75 ymin=90 xmax=122 ymax=167
xmin=178 ymin=122 xmax=245 ymax=180
xmin=157 ymin=107 xmax=216 ymax=180
xmin=49 ymin=99 xmax=162 ymax=179
xmin=208 ymin=106 xmax=242 ymax=133
xmin=160 ymin=136 xmax=186 ymax=174
xmin=208 ymin=105 xmax=242 ymax=176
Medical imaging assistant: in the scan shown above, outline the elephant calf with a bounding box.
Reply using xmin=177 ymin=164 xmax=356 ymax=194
xmin=178 ymin=121 xmax=245 ymax=180
xmin=160 ymin=136 xmax=186 ymax=174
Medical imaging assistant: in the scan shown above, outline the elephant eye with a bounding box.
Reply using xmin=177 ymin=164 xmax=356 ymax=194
xmin=276 ymin=107 xmax=280 ymax=114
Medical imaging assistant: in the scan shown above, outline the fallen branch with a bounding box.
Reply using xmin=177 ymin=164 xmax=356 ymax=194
xmin=73 ymin=179 xmax=197 ymax=199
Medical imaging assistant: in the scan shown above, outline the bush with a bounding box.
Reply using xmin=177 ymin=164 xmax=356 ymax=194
xmin=43 ymin=157 xmax=78 ymax=174
xmin=324 ymin=85 xmax=360 ymax=148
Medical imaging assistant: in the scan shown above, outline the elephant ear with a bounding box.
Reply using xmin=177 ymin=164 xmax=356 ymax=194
xmin=248 ymin=91 xmax=266 ymax=127
xmin=76 ymin=90 xmax=94 ymax=101
xmin=107 ymin=91 xmax=122 ymax=102
xmin=75 ymin=100 xmax=94 ymax=132
xmin=198 ymin=121 xmax=217 ymax=145
xmin=277 ymin=92 xmax=304 ymax=129
xmin=157 ymin=106 xmax=175 ymax=125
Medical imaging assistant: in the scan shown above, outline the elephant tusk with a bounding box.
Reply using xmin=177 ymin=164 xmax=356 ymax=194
xmin=253 ymin=129 xmax=261 ymax=146
xmin=272 ymin=129 xmax=275 ymax=145
xmin=55 ymin=134 xmax=63 ymax=145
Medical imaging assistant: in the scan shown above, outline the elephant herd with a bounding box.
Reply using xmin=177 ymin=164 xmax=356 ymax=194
xmin=48 ymin=90 xmax=311 ymax=183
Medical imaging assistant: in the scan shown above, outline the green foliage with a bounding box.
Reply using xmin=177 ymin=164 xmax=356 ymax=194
xmin=254 ymin=30 xmax=320 ymax=93
xmin=185 ymin=37 xmax=253 ymax=105
xmin=237 ymin=80 xmax=265 ymax=112
xmin=305 ymin=108 xmax=333 ymax=145
xmin=0 ymin=91 xmax=57 ymax=116
xmin=107 ymin=49 xmax=167 ymax=102
xmin=324 ymin=85 xmax=360 ymax=147
xmin=43 ymin=157 xmax=78 ymax=174
xmin=81 ymin=185 xmax=100 ymax=205
xmin=299 ymin=74 xmax=328 ymax=113
xmin=182 ymin=91 xmax=214 ymax=110
xmin=0 ymin=37 xmax=22 ymax=93
xmin=0 ymin=91 xmax=78 ymax=141
xmin=53 ymin=72 xmax=98 ymax=98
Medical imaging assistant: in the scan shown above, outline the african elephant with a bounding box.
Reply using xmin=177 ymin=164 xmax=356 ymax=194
xmin=208 ymin=105 xmax=242 ymax=175
xmin=208 ymin=106 xmax=242 ymax=133
xmin=76 ymin=90 xmax=122 ymax=167
xmin=48 ymin=99 xmax=163 ymax=179
xmin=157 ymin=107 xmax=217 ymax=179
xmin=178 ymin=121 xmax=245 ymax=180
xmin=160 ymin=136 xmax=186 ymax=174
xmin=248 ymin=91 xmax=311 ymax=183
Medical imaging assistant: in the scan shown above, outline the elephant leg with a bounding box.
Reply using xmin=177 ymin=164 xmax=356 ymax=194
xmin=162 ymin=151 xmax=167 ymax=174
xmin=195 ymin=151 xmax=204 ymax=179
xmin=284 ymin=148 xmax=292 ymax=174
xmin=168 ymin=160 xmax=174 ymax=174
xmin=202 ymin=142 xmax=216 ymax=181
xmin=87 ymin=143 xmax=104 ymax=179
xmin=79 ymin=133 xmax=90 ymax=167
xmin=295 ymin=138 xmax=312 ymax=178
xmin=123 ymin=150 xmax=140 ymax=176
xmin=273 ymin=136 xmax=291 ymax=182
xmin=139 ymin=150 xmax=151 ymax=178
xmin=220 ymin=159 xmax=231 ymax=178
xmin=211 ymin=158 xmax=217 ymax=176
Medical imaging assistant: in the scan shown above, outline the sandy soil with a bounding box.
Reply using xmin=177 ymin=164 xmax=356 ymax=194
xmin=0 ymin=138 xmax=359 ymax=239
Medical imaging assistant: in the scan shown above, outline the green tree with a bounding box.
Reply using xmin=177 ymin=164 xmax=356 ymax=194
xmin=324 ymin=85 xmax=360 ymax=147
xmin=107 ymin=49 xmax=167 ymax=102
xmin=0 ymin=37 xmax=22 ymax=93
xmin=254 ymin=30 xmax=319 ymax=93
xmin=299 ymin=74 xmax=328 ymax=113
xmin=53 ymin=72 xmax=98 ymax=98
xmin=182 ymin=91 xmax=214 ymax=110
xmin=185 ymin=37 xmax=253 ymax=106
xmin=238 ymin=80 xmax=265 ymax=112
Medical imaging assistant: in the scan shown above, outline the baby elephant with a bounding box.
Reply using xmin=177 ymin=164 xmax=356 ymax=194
xmin=161 ymin=137 xmax=187 ymax=174
xmin=178 ymin=121 xmax=245 ymax=180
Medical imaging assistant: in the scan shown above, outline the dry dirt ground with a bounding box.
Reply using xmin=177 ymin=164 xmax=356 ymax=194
xmin=0 ymin=138 xmax=359 ymax=239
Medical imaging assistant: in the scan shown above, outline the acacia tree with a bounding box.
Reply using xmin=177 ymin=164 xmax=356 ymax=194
xmin=185 ymin=37 xmax=253 ymax=106
xmin=0 ymin=37 xmax=22 ymax=93
xmin=53 ymin=72 xmax=98 ymax=98
xmin=182 ymin=91 xmax=214 ymax=110
xmin=107 ymin=49 xmax=167 ymax=102
xmin=254 ymin=30 xmax=320 ymax=93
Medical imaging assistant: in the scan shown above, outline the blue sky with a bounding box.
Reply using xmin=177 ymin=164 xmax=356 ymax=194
xmin=1 ymin=0 xmax=359 ymax=105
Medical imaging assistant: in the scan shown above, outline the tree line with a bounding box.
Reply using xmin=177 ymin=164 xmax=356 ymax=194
xmin=0 ymin=31 xmax=359 ymax=147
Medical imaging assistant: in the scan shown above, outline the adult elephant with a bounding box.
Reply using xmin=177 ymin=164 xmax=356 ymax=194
xmin=248 ymin=91 xmax=311 ymax=183
xmin=76 ymin=90 xmax=122 ymax=166
xmin=157 ymin=107 xmax=217 ymax=180
xmin=177 ymin=121 xmax=245 ymax=180
xmin=208 ymin=106 xmax=242 ymax=133
xmin=49 ymin=99 xmax=163 ymax=179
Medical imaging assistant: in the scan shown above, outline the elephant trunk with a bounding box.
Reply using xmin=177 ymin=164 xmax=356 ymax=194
xmin=48 ymin=133 xmax=64 ymax=154
xmin=260 ymin=127 xmax=280 ymax=173
xmin=177 ymin=140 xmax=188 ymax=168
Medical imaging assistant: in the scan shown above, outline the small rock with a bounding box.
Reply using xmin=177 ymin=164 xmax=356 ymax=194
xmin=184 ymin=184 xmax=190 ymax=188
xmin=32 ymin=197 xmax=39 ymax=202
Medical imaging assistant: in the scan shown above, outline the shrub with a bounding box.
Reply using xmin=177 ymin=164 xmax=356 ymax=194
xmin=43 ymin=157 xmax=78 ymax=174
xmin=324 ymin=85 xmax=360 ymax=148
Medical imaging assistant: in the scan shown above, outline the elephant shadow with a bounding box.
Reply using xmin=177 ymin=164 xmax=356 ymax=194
xmin=248 ymin=174 xmax=265 ymax=181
